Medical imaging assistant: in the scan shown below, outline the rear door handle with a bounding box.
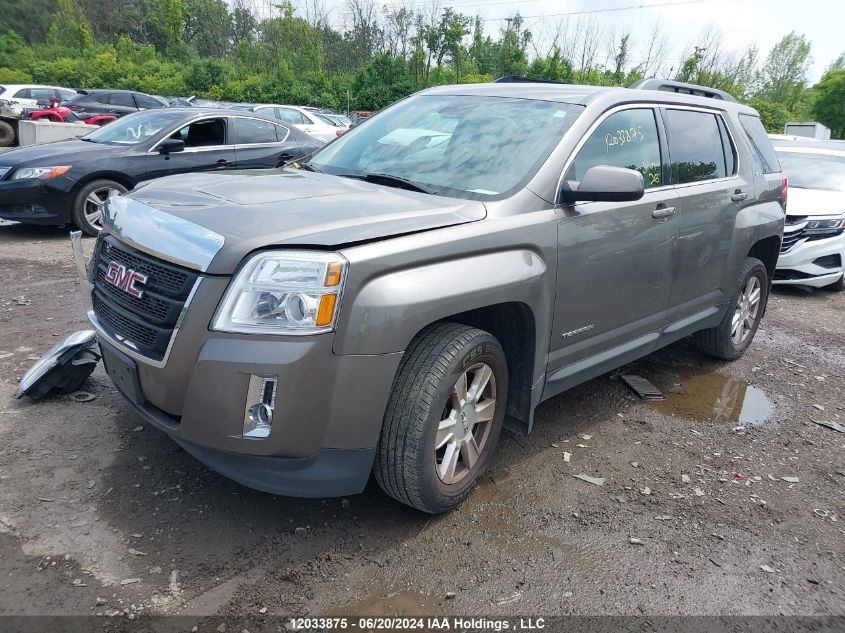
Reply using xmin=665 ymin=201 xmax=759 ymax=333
xmin=731 ymin=190 xmax=748 ymax=202
xmin=652 ymin=206 xmax=676 ymax=219
xmin=216 ymin=159 xmax=231 ymax=168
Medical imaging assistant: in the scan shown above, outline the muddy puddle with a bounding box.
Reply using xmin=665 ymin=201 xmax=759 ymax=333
xmin=326 ymin=589 xmax=445 ymax=617
xmin=640 ymin=365 xmax=774 ymax=426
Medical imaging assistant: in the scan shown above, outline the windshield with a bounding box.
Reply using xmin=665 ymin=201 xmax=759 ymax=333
xmin=83 ymin=110 xmax=187 ymax=145
xmin=777 ymin=152 xmax=845 ymax=191
xmin=310 ymin=94 xmax=583 ymax=200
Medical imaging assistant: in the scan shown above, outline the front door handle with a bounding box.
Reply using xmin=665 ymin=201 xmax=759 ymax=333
xmin=652 ymin=205 xmax=676 ymax=219
xmin=216 ymin=159 xmax=231 ymax=167
xmin=731 ymin=189 xmax=748 ymax=202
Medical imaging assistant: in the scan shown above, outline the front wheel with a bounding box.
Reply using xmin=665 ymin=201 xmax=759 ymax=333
xmin=694 ymin=257 xmax=769 ymax=360
xmin=72 ymin=179 xmax=128 ymax=236
xmin=374 ymin=323 xmax=508 ymax=513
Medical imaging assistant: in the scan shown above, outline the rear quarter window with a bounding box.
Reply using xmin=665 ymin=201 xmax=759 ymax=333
xmin=739 ymin=114 xmax=781 ymax=174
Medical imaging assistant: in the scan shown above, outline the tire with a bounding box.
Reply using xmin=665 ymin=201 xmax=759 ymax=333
xmin=0 ymin=120 xmax=14 ymax=147
xmin=374 ymin=323 xmax=508 ymax=513
xmin=825 ymin=274 xmax=844 ymax=292
xmin=694 ymin=257 xmax=769 ymax=360
xmin=71 ymin=179 xmax=128 ymax=236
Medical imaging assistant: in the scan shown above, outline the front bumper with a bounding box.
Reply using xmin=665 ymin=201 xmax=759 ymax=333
xmin=78 ymin=233 xmax=403 ymax=497
xmin=0 ymin=175 xmax=75 ymax=225
xmin=775 ymin=233 xmax=844 ymax=288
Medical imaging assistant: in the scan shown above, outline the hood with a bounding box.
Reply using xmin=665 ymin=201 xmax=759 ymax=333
xmin=0 ymin=139 xmax=124 ymax=166
xmin=786 ymin=187 xmax=845 ymax=217
xmin=108 ymin=169 xmax=486 ymax=274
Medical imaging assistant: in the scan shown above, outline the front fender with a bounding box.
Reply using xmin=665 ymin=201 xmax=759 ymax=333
xmin=334 ymin=248 xmax=549 ymax=356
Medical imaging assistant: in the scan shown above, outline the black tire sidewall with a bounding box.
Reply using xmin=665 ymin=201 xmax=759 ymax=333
xmin=0 ymin=121 xmax=14 ymax=147
xmin=415 ymin=335 xmax=508 ymax=510
xmin=72 ymin=180 xmax=127 ymax=235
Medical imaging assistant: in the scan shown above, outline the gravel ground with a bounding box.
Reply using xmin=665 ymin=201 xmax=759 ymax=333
xmin=0 ymin=222 xmax=843 ymax=623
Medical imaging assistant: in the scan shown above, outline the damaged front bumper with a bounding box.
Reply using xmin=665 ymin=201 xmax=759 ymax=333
xmin=71 ymin=231 xmax=401 ymax=498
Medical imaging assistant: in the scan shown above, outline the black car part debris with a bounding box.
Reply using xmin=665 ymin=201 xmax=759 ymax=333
xmin=621 ymin=374 xmax=664 ymax=400
xmin=15 ymin=330 xmax=101 ymax=401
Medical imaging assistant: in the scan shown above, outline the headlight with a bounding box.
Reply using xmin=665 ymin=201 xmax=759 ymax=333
xmin=805 ymin=217 xmax=845 ymax=234
xmin=212 ymin=251 xmax=347 ymax=335
xmin=11 ymin=166 xmax=71 ymax=180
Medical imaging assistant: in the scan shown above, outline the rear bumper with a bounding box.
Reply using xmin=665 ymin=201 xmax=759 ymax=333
xmin=0 ymin=176 xmax=75 ymax=225
xmin=774 ymin=233 xmax=844 ymax=288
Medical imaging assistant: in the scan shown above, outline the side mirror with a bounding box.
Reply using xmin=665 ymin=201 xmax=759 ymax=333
xmin=560 ymin=165 xmax=645 ymax=203
xmin=158 ymin=138 xmax=185 ymax=154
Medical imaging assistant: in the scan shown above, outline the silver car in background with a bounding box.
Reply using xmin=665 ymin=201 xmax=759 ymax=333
xmin=773 ymin=142 xmax=845 ymax=291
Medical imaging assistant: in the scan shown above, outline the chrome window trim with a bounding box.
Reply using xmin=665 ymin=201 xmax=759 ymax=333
xmin=230 ymin=115 xmax=291 ymax=145
xmin=557 ymin=102 xmax=741 ymax=199
xmin=147 ymin=115 xmax=232 ymax=154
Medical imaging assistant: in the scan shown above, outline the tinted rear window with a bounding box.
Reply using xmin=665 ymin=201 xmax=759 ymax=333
xmin=666 ymin=109 xmax=726 ymax=184
xmin=739 ymin=114 xmax=780 ymax=174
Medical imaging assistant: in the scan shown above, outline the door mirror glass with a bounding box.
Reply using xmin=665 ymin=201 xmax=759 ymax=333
xmin=560 ymin=165 xmax=645 ymax=203
xmin=158 ymin=138 xmax=185 ymax=154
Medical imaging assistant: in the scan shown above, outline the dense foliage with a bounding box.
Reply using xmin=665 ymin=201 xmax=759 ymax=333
xmin=0 ymin=0 xmax=842 ymax=135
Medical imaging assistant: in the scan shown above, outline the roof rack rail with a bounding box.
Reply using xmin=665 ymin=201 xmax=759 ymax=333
xmin=629 ymin=78 xmax=737 ymax=102
xmin=494 ymin=75 xmax=567 ymax=84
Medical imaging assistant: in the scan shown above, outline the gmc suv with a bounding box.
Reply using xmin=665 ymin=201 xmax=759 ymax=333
xmin=73 ymin=79 xmax=786 ymax=513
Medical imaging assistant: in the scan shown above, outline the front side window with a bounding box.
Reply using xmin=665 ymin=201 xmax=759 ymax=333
xmin=13 ymin=88 xmax=31 ymax=99
xmin=172 ymin=119 xmax=226 ymax=147
xmin=83 ymin=110 xmax=188 ymax=145
xmin=666 ymin=109 xmax=727 ymax=184
xmin=312 ymin=95 xmax=583 ymax=200
xmin=233 ymin=117 xmax=281 ymax=144
xmin=567 ymin=108 xmax=663 ymax=189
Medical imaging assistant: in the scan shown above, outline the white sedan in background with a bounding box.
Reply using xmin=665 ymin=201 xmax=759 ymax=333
xmin=0 ymin=84 xmax=77 ymax=114
xmin=773 ymin=142 xmax=845 ymax=291
xmin=248 ymin=104 xmax=343 ymax=143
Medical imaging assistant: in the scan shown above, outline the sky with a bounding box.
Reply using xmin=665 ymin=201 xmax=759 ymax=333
xmin=298 ymin=0 xmax=842 ymax=82
xmin=468 ymin=0 xmax=842 ymax=81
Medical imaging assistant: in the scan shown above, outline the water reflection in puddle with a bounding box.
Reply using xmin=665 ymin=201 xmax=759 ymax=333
xmin=327 ymin=589 xmax=443 ymax=617
xmin=645 ymin=366 xmax=774 ymax=426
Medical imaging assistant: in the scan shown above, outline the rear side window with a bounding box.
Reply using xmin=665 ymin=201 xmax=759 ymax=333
xmin=739 ymin=114 xmax=780 ymax=174
xmin=13 ymin=88 xmax=31 ymax=99
xmin=666 ymin=109 xmax=726 ymax=183
xmin=136 ymin=94 xmax=164 ymax=109
xmin=567 ymin=108 xmax=663 ymax=189
xmin=716 ymin=116 xmax=737 ymax=176
xmin=109 ymin=93 xmax=136 ymax=108
xmin=276 ymin=108 xmax=308 ymax=125
xmin=233 ymin=117 xmax=281 ymax=144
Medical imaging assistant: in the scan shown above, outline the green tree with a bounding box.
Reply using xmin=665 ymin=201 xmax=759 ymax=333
xmin=813 ymin=69 xmax=845 ymax=138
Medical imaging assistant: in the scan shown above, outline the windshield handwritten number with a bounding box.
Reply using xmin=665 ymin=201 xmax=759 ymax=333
xmin=605 ymin=125 xmax=645 ymax=152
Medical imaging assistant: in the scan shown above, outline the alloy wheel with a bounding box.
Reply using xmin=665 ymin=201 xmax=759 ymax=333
xmin=435 ymin=362 xmax=497 ymax=484
xmin=84 ymin=186 xmax=121 ymax=230
xmin=731 ymin=276 xmax=761 ymax=345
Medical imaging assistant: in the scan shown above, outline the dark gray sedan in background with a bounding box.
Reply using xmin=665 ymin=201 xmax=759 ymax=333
xmin=0 ymin=109 xmax=322 ymax=234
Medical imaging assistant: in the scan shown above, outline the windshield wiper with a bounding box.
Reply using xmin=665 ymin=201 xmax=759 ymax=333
xmin=341 ymin=172 xmax=437 ymax=195
xmin=296 ymin=161 xmax=322 ymax=173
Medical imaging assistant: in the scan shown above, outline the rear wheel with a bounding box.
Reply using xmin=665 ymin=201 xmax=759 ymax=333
xmin=0 ymin=120 xmax=15 ymax=147
xmin=374 ymin=323 xmax=508 ymax=513
xmin=71 ymin=179 xmax=127 ymax=235
xmin=694 ymin=257 xmax=769 ymax=360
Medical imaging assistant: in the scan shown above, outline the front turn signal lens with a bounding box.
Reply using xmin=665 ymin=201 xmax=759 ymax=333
xmin=316 ymin=293 xmax=337 ymax=326
xmin=325 ymin=262 xmax=343 ymax=286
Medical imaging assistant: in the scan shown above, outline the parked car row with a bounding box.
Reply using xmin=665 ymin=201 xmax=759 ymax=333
xmin=0 ymin=108 xmax=323 ymax=234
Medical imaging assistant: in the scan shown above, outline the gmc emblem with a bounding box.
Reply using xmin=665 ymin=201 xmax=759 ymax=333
xmin=105 ymin=261 xmax=148 ymax=298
